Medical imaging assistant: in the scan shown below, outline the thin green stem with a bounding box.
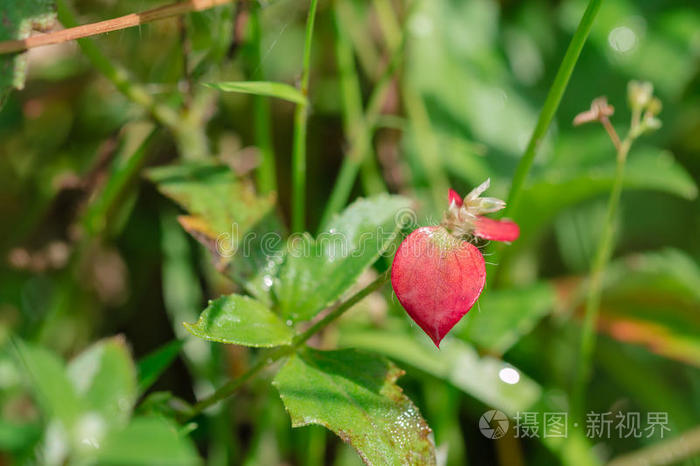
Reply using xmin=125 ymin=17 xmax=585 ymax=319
xmin=504 ymin=0 xmax=603 ymax=216
xmin=56 ymin=1 xmax=179 ymax=129
xmin=572 ymin=137 xmax=631 ymax=420
xmin=82 ymin=126 xmax=161 ymax=236
xmin=402 ymin=80 xmax=449 ymax=209
xmin=249 ymin=7 xmax=278 ymax=194
xmin=291 ymin=0 xmax=320 ymax=232
xmin=319 ymin=5 xmax=399 ymax=230
xmin=183 ymin=271 xmax=390 ymax=420
xmin=56 ymin=0 xmax=210 ymax=160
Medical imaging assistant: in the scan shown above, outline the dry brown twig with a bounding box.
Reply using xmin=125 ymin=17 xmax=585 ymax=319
xmin=0 ymin=0 xmax=233 ymax=55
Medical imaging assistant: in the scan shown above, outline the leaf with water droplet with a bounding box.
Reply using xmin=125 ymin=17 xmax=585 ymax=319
xmin=184 ymin=294 xmax=294 ymax=347
xmin=275 ymin=195 xmax=411 ymax=323
xmin=273 ymin=348 xmax=436 ymax=465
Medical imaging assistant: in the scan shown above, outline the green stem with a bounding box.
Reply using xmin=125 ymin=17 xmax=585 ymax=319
xmin=183 ymin=271 xmax=390 ymax=419
xmin=249 ymin=7 xmax=278 ymax=194
xmin=56 ymin=0 xmax=179 ymax=129
xmin=318 ymin=5 xmax=399 ymax=230
xmin=56 ymin=0 xmax=209 ymax=160
xmin=402 ymin=80 xmax=449 ymax=209
xmin=504 ymin=0 xmax=603 ymax=216
xmin=572 ymin=138 xmax=630 ymax=420
xmin=291 ymin=0 xmax=320 ymax=232
xmin=82 ymin=126 xmax=160 ymax=236
xmin=607 ymin=425 xmax=700 ymax=466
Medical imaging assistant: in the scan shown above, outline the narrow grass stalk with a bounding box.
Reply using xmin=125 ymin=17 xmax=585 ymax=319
xmin=57 ymin=1 xmax=179 ymax=128
xmin=249 ymin=8 xmax=278 ymax=194
xmin=291 ymin=0 xmax=320 ymax=232
xmin=401 ymin=80 xmax=449 ymax=209
xmin=318 ymin=5 xmax=396 ymax=230
xmin=56 ymin=0 xmax=209 ymax=159
xmin=81 ymin=126 xmax=160 ymax=236
xmin=572 ymin=138 xmax=630 ymax=419
xmin=504 ymin=0 xmax=603 ymax=216
xmin=394 ymin=1 xmax=448 ymax=210
xmin=608 ymin=425 xmax=700 ymax=466
xmin=183 ymin=271 xmax=390 ymax=419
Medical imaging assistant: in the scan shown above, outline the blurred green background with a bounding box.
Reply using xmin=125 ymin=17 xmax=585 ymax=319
xmin=1 ymin=0 xmax=699 ymax=464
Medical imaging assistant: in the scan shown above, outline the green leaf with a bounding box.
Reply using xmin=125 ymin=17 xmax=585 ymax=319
xmin=275 ymin=194 xmax=411 ymax=322
xmin=13 ymin=340 xmax=83 ymax=427
xmin=147 ymin=162 xmax=284 ymax=302
xmin=460 ymin=283 xmax=555 ymax=354
xmin=96 ymin=417 xmax=201 ymax=466
xmin=338 ymin=331 xmax=541 ymax=416
xmin=205 ymin=81 xmax=307 ymax=105
xmin=147 ymin=163 xmax=275 ymax=239
xmin=137 ymin=340 xmax=184 ymax=394
xmin=273 ymin=348 xmax=436 ymax=465
xmin=0 ymin=0 xmax=56 ymax=107
xmin=66 ymin=337 xmax=138 ymax=429
xmin=184 ymin=294 xmax=294 ymax=347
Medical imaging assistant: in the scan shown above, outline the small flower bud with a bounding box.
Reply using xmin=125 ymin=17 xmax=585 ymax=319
xmin=628 ymin=81 xmax=653 ymax=111
xmin=473 ymin=197 xmax=506 ymax=213
xmin=643 ymin=115 xmax=662 ymax=131
xmin=646 ymin=97 xmax=662 ymax=116
xmin=573 ymin=97 xmax=615 ymax=126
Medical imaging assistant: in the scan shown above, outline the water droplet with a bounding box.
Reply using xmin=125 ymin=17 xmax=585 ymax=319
xmin=74 ymin=412 xmax=106 ymax=451
xmin=498 ymin=367 xmax=520 ymax=385
xmin=263 ymin=275 xmax=273 ymax=289
xmin=608 ymin=26 xmax=637 ymax=53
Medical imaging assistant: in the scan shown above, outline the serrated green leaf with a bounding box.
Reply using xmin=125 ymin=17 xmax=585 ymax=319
xmin=205 ymin=81 xmax=307 ymax=105
xmin=147 ymin=163 xmax=275 ymax=237
xmin=96 ymin=416 xmax=201 ymax=466
xmin=137 ymin=340 xmax=184 ymax=394
xmin=147 ymin=162 xmax=284 ymax=302
xmin=66 ymin=337 xmax=137 ymax=429
xmin=273 ymin=348 xmax=436 ymax=465
xmin=275 ymin=194 xmax=411 ymax=322
xmin=184 ymin=294 xmax=293 ymax=347
xmin=460 ymin=283 xmax=555 ymax=354
xmin=0 ymin=0 xmax=56 ymax=107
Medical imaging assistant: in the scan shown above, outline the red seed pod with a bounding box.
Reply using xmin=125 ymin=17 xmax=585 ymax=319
xmin=391 ymin=226 xmax=485 ymax=347
xmin=391 ymin=181 xmax=519 ymax=346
